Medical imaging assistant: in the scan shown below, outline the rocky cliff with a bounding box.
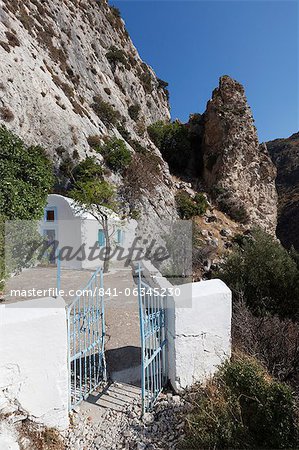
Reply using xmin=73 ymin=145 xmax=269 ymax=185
xmin=0 ymin=0 xmax=176 ymax=222
xmin=267 ymin=132 xmax=299 ymax=249
xmin=201 ymin=76 xmax=277 ymax=234
xmin=0 ymin=1 xmax=279 ymax=239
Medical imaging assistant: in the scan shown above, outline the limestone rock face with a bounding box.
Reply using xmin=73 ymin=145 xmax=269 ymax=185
xmin=267 ymin=132 xmax=299 ymax=249
xmin=202 ymin=76 xmax=277 ymax=234
xmin=0 ymin=0 xmax=176 ymax=223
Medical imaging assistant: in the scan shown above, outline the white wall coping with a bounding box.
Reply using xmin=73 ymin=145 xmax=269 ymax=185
xmin=0 ymin=297 xmax=66 ymax=324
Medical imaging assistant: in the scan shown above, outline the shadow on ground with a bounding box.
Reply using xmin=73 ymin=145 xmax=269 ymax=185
xmin=106 ymin=345 xmax=141 ymax=387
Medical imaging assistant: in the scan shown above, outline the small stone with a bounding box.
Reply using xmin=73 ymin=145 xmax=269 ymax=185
xmin=220 ymin=228 xmax=232 ymax=237
xmin=172 ymin=395 xmax=181 ymax=405
xmin=207 ymin=215 xmax=217 ymax=223
xmin=0 ymin=405 xmax=18 ymax=415
xmin=152 ymin=424 xmax=158 ymax=433
xmin=137 ymin=444 xmax=146 ymax=450
xmin=142 ymin=412 xmax=154 ymax=425
xmin=209 ymin=238 xmax=219 ymax=247
xmin=11 ymin=414 xmax=28 ymax=423
xmin=94 ymin=436 xmax=102 ymax=445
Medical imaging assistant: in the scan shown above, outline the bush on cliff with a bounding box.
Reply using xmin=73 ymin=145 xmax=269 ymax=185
xmin=175 ymin=191 xmax=208 ymax=219
xmin=184 ymin=354 xmax=298 ymax=449
xmin=97 ymin=137 xmax=132 ymax=172
xmin=233 ymin=300 xmax=299 ymax=385
xmin=216 ymin=229 xmax=299 ymax=319
xmin=147 ymin=120 xmax=191 ymax=173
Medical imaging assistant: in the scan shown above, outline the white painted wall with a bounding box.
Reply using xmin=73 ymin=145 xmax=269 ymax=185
xmin=142 ymin=261 xmax=232 ymax=391
xmin=167 ymin=280 xmax=232 ymax=391
xmin=0 ymin=297 xmax=69 ymax=430
xmin=41 ymin=194 xmax=136 ymax=271
xmin=41 ymin=194 xmax=83 ymax=270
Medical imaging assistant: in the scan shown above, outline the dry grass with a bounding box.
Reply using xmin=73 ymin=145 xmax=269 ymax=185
xmin=52 ymin=74 xmax=74 ymax=100
xmin=18 ymin=421 xmax=65 ymax=450
xmin=87 ymin=135 xmax=102 ymax=147
xmin=5 ymin=31 xmax=20 ymax=47
xmin=0 ymin=106 xmax=14 ymax=122
xmin=233 ymin=300 xmax=299 ymax=385
xmin=0 ymin=41 xmax=10 ymax=52
xmin=122 ymin=151 xmax=162 ymax=209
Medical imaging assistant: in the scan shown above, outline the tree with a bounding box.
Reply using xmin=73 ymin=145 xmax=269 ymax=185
xmin=0 ymin=125 xmax=54 ymax=220
xmin=70 ymin=160 xmax=117 ymax=272
xmin=0 ymin=126 xmax=53 ymax=292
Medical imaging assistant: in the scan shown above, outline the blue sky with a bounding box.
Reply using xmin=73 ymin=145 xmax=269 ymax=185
xmin=113 ymin=0 xmax=298 ymax=142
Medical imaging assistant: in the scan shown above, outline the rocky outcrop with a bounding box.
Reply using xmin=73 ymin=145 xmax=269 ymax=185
xmin=267 ymin=132 xmax=299 ymax=249
xmin=201 ymin=76 xmax=277 ymax=234
xmin=0 ymin=0 xmax=176 ymax=223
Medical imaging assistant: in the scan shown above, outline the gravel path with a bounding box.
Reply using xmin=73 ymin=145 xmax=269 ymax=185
xmin=63 ymin=383 xmax=188 ymax=450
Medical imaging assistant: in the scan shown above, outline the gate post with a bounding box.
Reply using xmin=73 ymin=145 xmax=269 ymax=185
xmin=139 ymin=260 xmax=232 ymax=392
xmin=136 ymin=263 xmax=146 ymax=414
xmin=167 ymin=279 xmax=232 ymax=391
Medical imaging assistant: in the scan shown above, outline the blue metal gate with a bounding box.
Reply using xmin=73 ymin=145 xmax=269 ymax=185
xmin=67 ymin=267 xmax=106 ymax=410
xmin=137 ymin=265 xmax=168 ymax=413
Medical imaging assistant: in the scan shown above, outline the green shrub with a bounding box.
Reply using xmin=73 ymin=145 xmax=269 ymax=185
xmin=157 ymin=77 xmax=169 ymax=100
xmin=116 ymin=125 xmax=146 ymax=153
xmin=130 ymin=209 xmax=141 ymax=220
xmin=97 ymin=138 xmax=132 ymax=172
xmin=147 ymin=121 xmax=191 ymax=174
xmin=91 ymin=96 xmax=120 ymax=127
xmin=117 ymin=124 xmax=131 ymax=141
xmin=175 ymin=191 xmax=208 ymax=219
xmin=184 ymin=354 xmax=298 ymax=449
xmin=140 ymin=68 xmax=152 ymax=93
xmin=217 ymin=229 xmax=299 ymax=319
xmin=194 ymin=193 xmax=209 ymax=214
xmin=128 ymin=104 xmax=140 ymax=121
xmin=73 ymin=157 xmax=103 ymax=183
xmin=129 ymin=139 xmax=146 ymax=154
xmin=147 ymin=120 xmax=167 ymax=148
xmin=106 ymin=46 xmax=128 ymax=68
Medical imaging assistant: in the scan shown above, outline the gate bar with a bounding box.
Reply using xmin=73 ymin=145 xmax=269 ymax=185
xmin=137 ymin=263 xmax=146 ymax=415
